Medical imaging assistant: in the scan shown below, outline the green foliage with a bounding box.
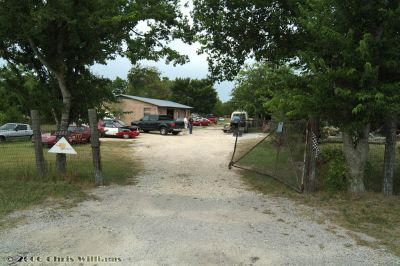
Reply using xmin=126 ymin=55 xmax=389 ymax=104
xmin=194 ymin=0 xmax=400 ymax=124
xmin=230 ymin=62 xmax=272 ymax=118
xmin=0 ymin=64 xmax=41 ymax=123
xmin=193 ymin=0 xmax=302 ymax=80
xmin=109 ymin=77 xmax=128 ymax=95
xmin=126 ymin=64 xmax=173 ymax=99
xmin=319 ymin=147 xmax=348 ymax=192
xmin=170 ymin=78 xmax=218 ymax=114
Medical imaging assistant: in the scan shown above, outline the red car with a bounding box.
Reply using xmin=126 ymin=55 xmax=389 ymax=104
xmin=192 ymin=118 xmax=210 ymax=126
xmin=206 ymin=115 xmax=217 ymax=124
xmin=41 ymin=125 xmax=91 ymax=146
xmin=97 ymin=119 xmax=140 ymax=139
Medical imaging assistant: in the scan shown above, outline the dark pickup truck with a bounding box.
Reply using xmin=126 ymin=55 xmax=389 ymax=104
xmin=131 ymin=115 xmax=184 ymax=135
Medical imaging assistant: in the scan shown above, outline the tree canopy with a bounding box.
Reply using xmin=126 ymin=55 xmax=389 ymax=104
xmin=126 ymin=64 xmax=173 ymax=99
xmin=194 ymin=0 xmax=400 ymax=192
xmin=170 ymin=78 xmax=218 ymax=115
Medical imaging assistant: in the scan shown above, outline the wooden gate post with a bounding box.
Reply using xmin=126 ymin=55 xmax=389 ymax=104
xmin=31 ymin=110 xmax=45 ymax=177
xmin=88 ymin=109 xmax=102 ymax=186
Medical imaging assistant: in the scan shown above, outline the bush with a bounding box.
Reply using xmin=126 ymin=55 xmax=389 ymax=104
xmin=319 ymin=146 xmax=348 ymax=192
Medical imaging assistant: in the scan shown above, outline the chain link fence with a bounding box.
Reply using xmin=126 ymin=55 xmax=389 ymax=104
xmin=0 ymin=123 xmax=94 ymax=181
xmin=319 ymin=138 xmax=399 ymax=193
xmin=229 ymin=120 xmax=308 ymax=192
xmin=229 ymin=120 xmax=399 ymax=193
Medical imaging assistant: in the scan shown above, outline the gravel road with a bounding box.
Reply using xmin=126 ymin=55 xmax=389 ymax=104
xmin=0 ymin=128 xmax=399 ymax=266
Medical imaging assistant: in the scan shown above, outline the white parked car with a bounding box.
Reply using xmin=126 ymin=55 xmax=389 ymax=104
xmin=0 ymin=123 xmax=33 ymax=142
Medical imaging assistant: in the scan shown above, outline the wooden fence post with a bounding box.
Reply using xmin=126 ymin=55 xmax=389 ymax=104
xmin=31 ymin=110 xmax=45 ymax=177
xmin=303 ymin=116 xmax=317 ymax=193
xmin=383 ymin=117 xmax=397 ymax=196
xmin=88 ymin=109 xmax=102 ymax=186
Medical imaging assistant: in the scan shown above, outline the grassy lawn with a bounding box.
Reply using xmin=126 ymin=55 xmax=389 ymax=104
xmin=0 ymin=140 xmax=141 ymax=221
xmin=236 ymin=139 xmax=400 ymax=255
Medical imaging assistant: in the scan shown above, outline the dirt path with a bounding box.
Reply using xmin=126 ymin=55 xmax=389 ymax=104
xmin=0 ymin=128 xmax=399 ymax=265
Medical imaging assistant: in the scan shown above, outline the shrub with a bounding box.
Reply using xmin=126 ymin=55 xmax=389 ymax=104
xmin=319 ymin=146 xmax=348 ymax=192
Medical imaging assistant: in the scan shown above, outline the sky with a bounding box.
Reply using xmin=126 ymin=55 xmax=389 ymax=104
xmin=91 ymin=40 xmax=234 ymax=102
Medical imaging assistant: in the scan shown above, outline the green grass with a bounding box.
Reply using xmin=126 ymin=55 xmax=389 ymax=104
xmin=234 ymin=137 xmax=304 ymax=190
xmin=237 ymin=139 xmax=400 ymax=255
xmin=0 ymin=140 xmax=141 ymax=221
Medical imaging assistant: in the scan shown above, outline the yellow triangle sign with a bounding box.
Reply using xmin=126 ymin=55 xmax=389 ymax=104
xmin=48 ymin=137 xmax=77 ymax=155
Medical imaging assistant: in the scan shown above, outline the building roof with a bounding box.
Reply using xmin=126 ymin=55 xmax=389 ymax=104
xmin=119 ymin=94 xmax=193 ymax=109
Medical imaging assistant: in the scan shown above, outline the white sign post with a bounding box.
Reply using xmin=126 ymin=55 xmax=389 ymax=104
xmin=48 ymin=137 xmax=77 ymax=155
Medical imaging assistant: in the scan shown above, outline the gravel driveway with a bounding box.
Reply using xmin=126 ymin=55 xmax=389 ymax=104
xmin=0 ymin=128 xmax=399 ymax=265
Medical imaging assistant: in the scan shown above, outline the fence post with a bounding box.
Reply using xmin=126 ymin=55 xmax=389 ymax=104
xmin=383 ymin=117 xmax=397 ymax=196
xmin=303 ymin=116 xmax=317 ymax=193
xmin=31 ymin=110 xmax=45 ymax=177
xmin=88 ymin=109 xmax=102 ymax=186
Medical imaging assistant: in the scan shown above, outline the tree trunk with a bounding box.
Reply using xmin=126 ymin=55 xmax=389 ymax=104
xmin=54 ymin=73 xmax=71 ymax=175
xmin=383 ymin=117 xmax=397 ymax=196
xmin=27 ymin=37 xmax=71 ymax=175
xmin=342 ymin=124 xmax=370 ymax=193
xmin=51 ymin=108 xmax=60 ymax=130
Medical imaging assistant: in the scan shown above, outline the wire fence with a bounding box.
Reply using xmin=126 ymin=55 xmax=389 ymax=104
xmin=229 ymin=120 xmax=399 ymax=194
xmin=319 ymin=139 xmax=400 ymax=193
xmin=0 ymin=124 xmax=94 ymax=182
xmin=229 ymin=120 xmax=308 ymax=192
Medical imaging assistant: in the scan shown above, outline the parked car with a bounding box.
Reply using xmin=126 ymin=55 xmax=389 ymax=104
xmin=0 ymin=123 xmax=33 ymax=142
xmin=98 ymin=118 xmax=140 ymax=139
xmin=132 ymin=115 xmax=184 ymax=135
xmin=40 ymin=125 xmax=91 ymax=146
xmin=206 ymin=115 xmax=217 ymax=124
xmin=218 ymin=117 xmax=225 ymax=121
xmin=193 ymin=118 xmax=210 ymax=126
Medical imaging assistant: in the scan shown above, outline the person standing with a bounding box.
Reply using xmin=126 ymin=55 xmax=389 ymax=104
xmin=184 ymin=116 xmax=188 ymax=129
xmin=188 ymin=116 xmax=193 ymax=134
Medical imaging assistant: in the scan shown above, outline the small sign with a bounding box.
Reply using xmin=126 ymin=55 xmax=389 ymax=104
xmin=48 ymin=137 xmax=77 ymax=155
xmin=277 ymin=122 xmax=284 ymax=133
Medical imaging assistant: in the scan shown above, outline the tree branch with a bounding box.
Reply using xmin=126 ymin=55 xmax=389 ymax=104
xmin=27 ymin=37 xmax=57 ymax=74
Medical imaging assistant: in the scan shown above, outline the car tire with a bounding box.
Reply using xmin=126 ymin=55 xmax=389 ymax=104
xmin=160 ymin=127 xmax=168 ymax=135
xmin=0 ymin=136 xmax=5 ymax=142
xmin=123 ymin=134 xmax=130 ymax=139
xmin=172 ymin=131 xmax=179 ymax=135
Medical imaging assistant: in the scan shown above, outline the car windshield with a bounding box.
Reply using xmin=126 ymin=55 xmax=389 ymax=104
xmin=0 ymin=123 xmax=16 ymax=130
xmin=115 ymin=120 xmax=126 ymax=127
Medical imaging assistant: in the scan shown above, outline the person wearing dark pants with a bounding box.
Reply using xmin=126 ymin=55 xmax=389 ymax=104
xmin=188 ymin=116 xmax=193 ymax=134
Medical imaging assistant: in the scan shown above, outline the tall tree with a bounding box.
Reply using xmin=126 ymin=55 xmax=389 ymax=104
xmin=0 ymin=0 xmax=192 ymax=173
xmin=170 ymin=78 xmax=218 ymax=114
xmin=297 ymin=0 xmax=400 ymax=192
xmin=110 ymin=77 xmax=128 ymax=96
xmin=126 ymin=64 xmax=172 ymax=99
